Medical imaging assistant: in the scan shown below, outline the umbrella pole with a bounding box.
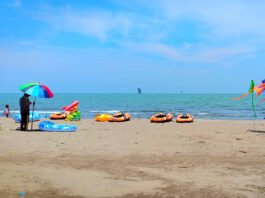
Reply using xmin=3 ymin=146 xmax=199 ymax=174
xmin=31 ymin=97 xmax=36 ymax=130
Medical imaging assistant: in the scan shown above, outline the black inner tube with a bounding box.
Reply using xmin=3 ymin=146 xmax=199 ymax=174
xmin=113 ymin=113 xmax=124 ymax=118
xmin=180 ymin=114 xmax=189 ymax=119
xmin=155 ymin=114 xmax=166 ymax=118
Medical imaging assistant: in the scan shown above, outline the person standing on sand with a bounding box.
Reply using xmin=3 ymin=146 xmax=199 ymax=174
xmin=19 ymin=93 xmax=32 ymax=131
xmin=3 ymin=104 xmax=10 ymax=117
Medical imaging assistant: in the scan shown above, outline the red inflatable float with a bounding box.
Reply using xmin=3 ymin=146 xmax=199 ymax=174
xmin=62 ymin=101 xmax=79 ymax=111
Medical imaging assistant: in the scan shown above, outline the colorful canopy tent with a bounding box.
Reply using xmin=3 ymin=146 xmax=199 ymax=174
xmin=232 ymin=80 xmax=265 ymax=117
xmin=19 ymin=83 xmax=54 ymax=130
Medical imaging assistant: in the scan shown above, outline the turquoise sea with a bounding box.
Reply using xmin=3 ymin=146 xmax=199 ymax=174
xmin=0 ymin=93 xmax=265 ymax=120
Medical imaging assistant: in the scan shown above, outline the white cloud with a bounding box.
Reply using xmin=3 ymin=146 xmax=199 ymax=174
xmin=159 ymin=0 xmax=265 ymax=36
xmin=123 ymin=42 xmax=256 ymax=63
xmin=35 ymin=7 xmax=132 ymax=42
xmin=0 ymin=48 xmax=71 ymax=70
xmin=13 ymin=0 xmax=21 ymax=7
xmin=14 ymin=0 xmax=265 ymax=43
xmin=6 ymin=0 xmax=262 ymax=65
xmin=7 ymin=0 xmax=22 ymax=8
xmin=19 ymin=41 xmax=36 ymax=46
xmin=193 ymin=45 xmax=256 ymax=63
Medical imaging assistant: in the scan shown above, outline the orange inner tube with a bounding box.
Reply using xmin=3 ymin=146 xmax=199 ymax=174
xmin=109 ymin=113 xmax=131 ymax=122
xmin=150 ymin=113 xmax=173 ymax=122
xmin=50 ymin=113 xmax=66 ymax=120
xmin=176 ymin=114 xmax=194 ymax=123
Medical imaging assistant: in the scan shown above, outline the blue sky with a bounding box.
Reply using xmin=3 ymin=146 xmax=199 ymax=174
xmin=1 ymin=0 xmax=265 ymax=93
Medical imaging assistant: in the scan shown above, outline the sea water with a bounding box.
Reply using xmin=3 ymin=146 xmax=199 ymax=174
xmin=0 ymin=93 xmax=264 ymax=120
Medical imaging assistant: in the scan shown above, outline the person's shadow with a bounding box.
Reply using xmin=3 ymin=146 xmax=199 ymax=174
xmin=248 ymin=130 xmax=265 ymax=133
xmin=15 ymin=128 xmax=40 ymax=132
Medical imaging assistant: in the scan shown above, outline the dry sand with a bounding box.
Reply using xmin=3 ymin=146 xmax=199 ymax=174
xmin=0 ymin=118 xmax=265 ymax=198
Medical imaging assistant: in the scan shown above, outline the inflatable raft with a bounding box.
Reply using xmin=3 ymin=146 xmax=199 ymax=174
xmin=150 ymin=113 xmax=173 ymax=123
xmin=109 ymin=112 xmax=131 ymax=122
xmin=62 ymin=101 xmax=79 ymax=111
xmin=39 ymin=121 xmax=77 ymax=132
xmin=50 ymin=112 xmax=67 ymax=120
xmin=13 ymin=112 xmax=40 ymax=123
xmin=95 ymin=114 xmax=111 ymax=122
xmin=176 ymin=114 xmax=194 ymax=123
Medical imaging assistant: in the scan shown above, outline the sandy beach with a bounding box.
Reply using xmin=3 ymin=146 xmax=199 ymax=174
xmin=0 ymin=118 xmax=265 ymax=198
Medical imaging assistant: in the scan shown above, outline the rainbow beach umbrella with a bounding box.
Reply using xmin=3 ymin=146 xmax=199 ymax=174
xmin=19 ymin=83 xmax=54 ymax=98
xmin=19 ymin=83 xmax=54 ymax=130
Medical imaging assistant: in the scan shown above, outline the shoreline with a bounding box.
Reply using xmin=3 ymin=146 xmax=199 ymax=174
xmin=1 ymin=118 xmax=265 ymax=197
xmin=1 ymin=116 xmax=265 ymax=121
xmin=1 ymin=92 xmax=264 ymax=120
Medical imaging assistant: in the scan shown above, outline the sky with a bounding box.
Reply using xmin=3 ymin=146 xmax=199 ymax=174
xmin=1 ymin=0 xmax=265 ymax=93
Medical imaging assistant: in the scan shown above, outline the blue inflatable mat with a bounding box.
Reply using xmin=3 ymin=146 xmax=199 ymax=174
xmin=39 ymin=121 xmax=77 ymax=132
xmin=13 ymin=112 xmax=40 ymax=123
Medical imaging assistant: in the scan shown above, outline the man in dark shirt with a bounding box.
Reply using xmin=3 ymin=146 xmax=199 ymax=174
xmin=19 ymin=93 xmax=31 ymax=131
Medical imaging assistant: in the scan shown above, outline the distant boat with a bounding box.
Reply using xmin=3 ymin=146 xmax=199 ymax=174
xmin=138 ymin=88 xmax=142 ymax=94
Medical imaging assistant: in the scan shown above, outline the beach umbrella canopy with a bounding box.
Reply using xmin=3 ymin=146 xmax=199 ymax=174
xmin=19 ymin=83 xmax=53 ymax=130
xmin=19 ymin=83 xmax=54 ymax=98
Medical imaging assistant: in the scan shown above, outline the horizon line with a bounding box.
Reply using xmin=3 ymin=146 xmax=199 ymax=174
xmin=0 ymin=92 xmax=245 ymax=94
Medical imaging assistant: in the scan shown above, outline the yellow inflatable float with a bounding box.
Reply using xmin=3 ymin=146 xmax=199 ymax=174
xmin=94 ymin=114 xmax=111 ymax=122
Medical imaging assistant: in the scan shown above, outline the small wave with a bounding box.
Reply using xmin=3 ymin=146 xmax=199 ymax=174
xmin=35 ymin=110 xmax=62 ymax=114
xmin=225 ymin=114 xmax=249 ymax=117
xmin=9 ymin=110 xmax=20 ymax=114
xmin=1 ymin=110 xmax=62 ymax=114
xmin=141 ymin=110 xmax=171 ymax=113
xmin=89 ymin=110 xmax=120 ymax=113
xmin=128 ymin=112 xmax=145 ymax=115
xmin=197 ymin=113 xmax=211 ymax=115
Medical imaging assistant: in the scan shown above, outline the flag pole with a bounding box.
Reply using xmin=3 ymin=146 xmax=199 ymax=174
xmin=31 ymin=97 xmax=36 ymax=130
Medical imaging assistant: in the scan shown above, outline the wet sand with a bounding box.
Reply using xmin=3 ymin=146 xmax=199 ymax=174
xmin=0 ymin=118 xmax=265 ymax=198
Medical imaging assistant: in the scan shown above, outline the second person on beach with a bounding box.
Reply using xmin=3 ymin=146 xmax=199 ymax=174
xmin=3 ymin=104 xmax=9 ymax=118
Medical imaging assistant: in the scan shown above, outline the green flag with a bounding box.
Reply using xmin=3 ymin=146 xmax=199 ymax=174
xmin=249 ymin=80 xmax=257 ymax=117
